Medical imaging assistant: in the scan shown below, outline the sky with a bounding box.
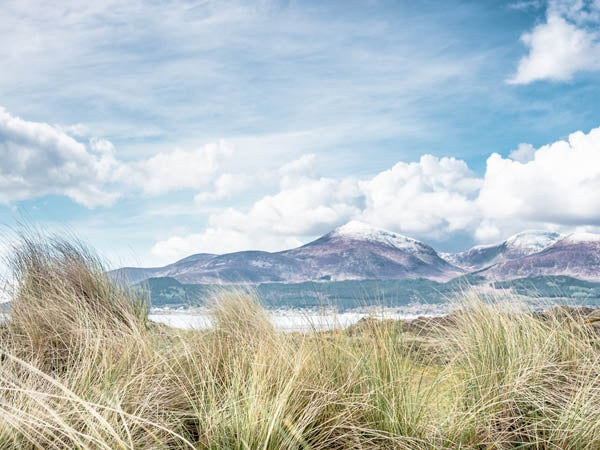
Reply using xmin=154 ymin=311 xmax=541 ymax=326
xmin=1 ymin=0 xmax=600 ymax=267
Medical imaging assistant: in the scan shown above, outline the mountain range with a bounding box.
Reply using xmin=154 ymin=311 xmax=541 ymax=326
xmin=113 ymin=221 xmax=600 ymax=285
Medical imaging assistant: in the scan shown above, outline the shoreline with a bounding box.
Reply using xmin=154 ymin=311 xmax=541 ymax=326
xmin=148 ymin=299 xmax=600 ymax=332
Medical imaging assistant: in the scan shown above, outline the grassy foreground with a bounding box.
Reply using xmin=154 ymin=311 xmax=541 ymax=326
xmin=2 ymin=237 xmax=600 ymax=448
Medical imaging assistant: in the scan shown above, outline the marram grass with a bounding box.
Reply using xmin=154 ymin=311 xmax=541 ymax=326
xmin=1 ymin=235 xmax=600 ymax=448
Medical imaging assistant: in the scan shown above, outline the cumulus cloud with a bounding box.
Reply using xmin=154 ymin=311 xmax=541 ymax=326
xmin=474 ymin=220 xmax=503 ymax=242
xmin=151 ymin=158 xmax=365 ymax=261
xmin=508 ymin=1 xmax=600 ymax=84
xmin=0 ymin=106 xmax=236 ymax=207
xmin=116 ymin=141 xmax=233 ymax=195
xmin=153 ymin=177 xmax=362 ymax=259
xmin=152 ymin=154 xmax=483 ymax=260
xmin=359 ymin=155 xmax=482 ymax=238
xmin=0 ymin=106 xmax=119 ymax=207
xmin=508 ymin=143 xmax=536 ymax=162
xmin=478 ymin=126 xmax=600 ymax=226
xmin=278 ymin=153 xmax=317 ymax=188
xmin=153 ymin=125 xmax=600 ymax=260
xmin=211 ymin=178 xmax=363 ymax=236
xmin=192 ymin=154 xmax=318 ymax=205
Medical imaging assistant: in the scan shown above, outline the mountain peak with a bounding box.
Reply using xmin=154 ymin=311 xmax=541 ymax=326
xmin=334 ymin=220 xmax=387 ymax=236
xmin=504 ymin=230 xmax=563 ymax=252
xmin=480 ymin=230 xmax=600 ymax=282
xmin=442 ymin=229 xmax=563 ymax=271
xmin=331 ymin=220 xmax=426 ymax=251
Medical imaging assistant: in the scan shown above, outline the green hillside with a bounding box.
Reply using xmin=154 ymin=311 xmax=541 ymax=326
xmin=139 ymin=275 xmax=600 ymax=310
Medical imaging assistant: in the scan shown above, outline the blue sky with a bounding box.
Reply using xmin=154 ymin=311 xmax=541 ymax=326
xmin=1 ymin=0 xmax=600 ymax=267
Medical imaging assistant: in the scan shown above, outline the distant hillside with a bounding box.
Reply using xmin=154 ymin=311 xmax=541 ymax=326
xmin=493 ymin=276 xmax=600 ymax=299
xmin=139 ymin=275 xmax=600 ymax=310
xmin=138 ymin=276 xmax=467 ymax=310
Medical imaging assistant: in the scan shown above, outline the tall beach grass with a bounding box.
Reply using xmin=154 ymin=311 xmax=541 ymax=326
xmin=0 ymin=234 xmax=600 ymax=448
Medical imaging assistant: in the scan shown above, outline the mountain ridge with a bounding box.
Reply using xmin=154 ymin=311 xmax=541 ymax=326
xmin=113 ymin=221 xmax=463 ymax=284
xmin=112 ymin=223 xmax=600 ymax=285
xmin=479 ymin=232 xmax=600 ymax=282
xmin=442 ymin=230 xmax=564 ymax=271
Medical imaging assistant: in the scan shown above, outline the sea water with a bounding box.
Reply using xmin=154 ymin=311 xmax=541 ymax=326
xmin=148 ymin=302 xmax=454 ymax=332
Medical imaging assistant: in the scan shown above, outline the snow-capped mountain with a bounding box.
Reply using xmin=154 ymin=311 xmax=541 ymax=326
xmin=283 ymin=221 xmax=463 ymax=282
xmin=441 ymin=230 xmax=563 ymax=271
xmin=113 ymin=224 xmax=600 ymax=286
xmin=329 ymin=221 xmax=432 ymax=254
xmin=480 ymin=232 xmax=600 ymax=281
xmin=112 ymin=221 xmax=464 ymax=284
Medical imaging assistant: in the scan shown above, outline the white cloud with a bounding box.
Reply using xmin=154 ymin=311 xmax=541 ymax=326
xmin=0 ymin=105 xmax=241 ymax=207
xmin=194 ymin=173 xmax=252 ymax=203
xmin=0 ymin=106 xmax=119 ymax=207
xmin=151 ymin=228 xmax=303 ymax=261
xmin=548 ymin=0 xmax=600 ymax=24
xmin=56 ymin=123 xmax=90 ymax=138
xmin=210 ymin=178 xmax=363 ymax=236
xmin=151 ymin=158 xmax=364 ymax=261
xmin=508 ymin=142 xmax=536 ymax=162
xmin=278 ymin=153 xmax=317 ymax=188
xmin=359 ymin=155 xmax=482 ymax=238
xmin=116 ymin=140 xmax=233 ymax=195
xmin=152 ymin=154 xmax=483 ymax=259
xmin=474 ymin=220 xmax=502 ymax=242
xmin=508 ymin=1 xmax=600 ymax=84
xmin=478 ymin=126 xmax=600 ymax=226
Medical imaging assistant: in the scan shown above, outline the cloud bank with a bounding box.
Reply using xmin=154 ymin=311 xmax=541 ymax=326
xmin=479 ymin=127 xmax=600 ymax=225
xmin=3 ymin=105 xmax=600 ymax=262
xmin=152 ymin=125 xmax=600 ymax=261
xmin=359 ymin=155 xmax=482 ymax=238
